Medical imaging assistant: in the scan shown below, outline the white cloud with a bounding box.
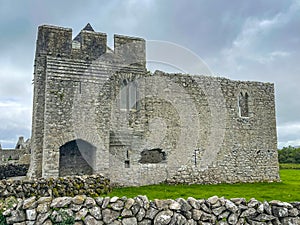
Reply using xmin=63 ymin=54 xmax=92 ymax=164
xmin=0 ymin=58 xmax=32 ymax=100
xmin=278 ymin=139 xmax=300 ymax=149
xmin=232 ymin=16 xmax=280 ymax=49
xmin=0 ymin=100 xmax=31 ymax=130
xmin=111 ymin=0 xmax=156 ymax=32
xmin=277 ymin=123 xmax=300 ymax=148
xmin=0 ymin=100 xmax=31 ymax=148
xmin=220 ymin=2 xmax=299 ymax=70
xmin=257 ymin=51 xmax=291 ymax=64
xmin=0 ymin=59 xmax=32 ymax=146
xmin=277 ymin=123 xmax=300 ymax=134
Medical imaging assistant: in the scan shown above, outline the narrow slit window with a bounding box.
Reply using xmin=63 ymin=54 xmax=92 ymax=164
xmin=125 ymin=160 xmax=130 ymax=168
xmin=125 ymin=150 xmax=130 ymax=168
xmin=238 ymin=92 xmax=249 ymax=117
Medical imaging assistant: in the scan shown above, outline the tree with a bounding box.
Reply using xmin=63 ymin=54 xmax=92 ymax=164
xmin=278 ymin=146 xmax=300 ymax=164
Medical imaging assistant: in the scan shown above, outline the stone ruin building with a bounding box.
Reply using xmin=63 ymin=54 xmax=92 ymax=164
xmin=27 ymin=24 xmax=280 ymax=186
xmin=0 ymin=136 xmax=30 ymax=164
xmin=0 ymin=137 xmax=30 ymax=179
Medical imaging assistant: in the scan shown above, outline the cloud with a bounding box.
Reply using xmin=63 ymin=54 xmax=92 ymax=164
xmin=0 ymin=0 xmax=299 ymax=149
xmin=0 ymin=59 xmax=32 ymax=100
xmin=277 ymin=123 xmax=300 ymax=148
xmin=0 ymin=58 xmax=32 ymax=148
xmin=0 ymin=100 xmax=31 ymax=148
xmin=219 ymin=1 xmax=299 ymax=71
xmin=257 ymin=51 xmax=291 ymax=64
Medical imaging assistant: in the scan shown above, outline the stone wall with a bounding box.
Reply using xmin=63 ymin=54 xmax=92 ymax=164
xmin=2 ymin=195 xmax=300 ymax=224
xmin=0 ymin=150 xmax=27 ymax=164
xmin=0 ymin=175 xmax=110 ymax=199
xmin=0 ymin=164 xmax=29 ymax=180
xmin=29 ymin=24 xmax=279 ymax=187
xmin=108 ymin=72 xmax=279 ymax=186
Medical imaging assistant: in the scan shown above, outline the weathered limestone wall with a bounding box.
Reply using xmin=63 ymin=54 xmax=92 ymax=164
xmin=108 ymin=71 xmax=279 ymax=186
xmin=2 ymin=195 xmax=300 ymax=224
xmin=29 ymin=24 xmax=146 ymax=179
xmin=29 ymin=24 xmax=279 ymax=187
xmin=153 ymin=73 xmax=279 ymax=185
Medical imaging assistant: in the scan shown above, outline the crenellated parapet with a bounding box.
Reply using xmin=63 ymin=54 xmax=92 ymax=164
xmin=35 ymin=23 xmax=146 ymax=65
xmin=35 ymin=25 xmax=72 ymax=57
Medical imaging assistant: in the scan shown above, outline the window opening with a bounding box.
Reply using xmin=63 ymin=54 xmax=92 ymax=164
xmin=125 ymin=150 xmax=130 ymax=168
xmin=238 ymin=92 xmax=249 ymax=117
xmin=120 ymin=79 xmax=138 ymax=111
xmin=120 ymin=79 xmax=128 ymax=110
xmin=125 ymin=160 xmax=130 ymax=168
xmin=139 ymin=148 xmax=167 ymax=164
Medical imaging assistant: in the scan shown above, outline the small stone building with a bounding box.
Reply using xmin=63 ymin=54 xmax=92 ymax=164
xmin=27 ymin=24 xmax=280 ymax=186
xmin=0 ymin=136 xmax=30 ymax=164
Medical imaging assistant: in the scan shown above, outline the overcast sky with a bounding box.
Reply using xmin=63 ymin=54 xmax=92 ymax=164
xmin=0 ymin=0 xmax=299 ymax=148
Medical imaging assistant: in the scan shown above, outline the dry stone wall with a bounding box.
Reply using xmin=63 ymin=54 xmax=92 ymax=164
xmin=0 ymin=175 xmax=110 ymax=199
xmin=0 ymin=164 xmax=29 ymax=180
xmin=2 ymin=195 xmax=300 ymax=224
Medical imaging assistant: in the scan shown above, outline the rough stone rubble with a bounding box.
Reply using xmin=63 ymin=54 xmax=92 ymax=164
xmin=2 ymin=195 xmax=300 ymax=224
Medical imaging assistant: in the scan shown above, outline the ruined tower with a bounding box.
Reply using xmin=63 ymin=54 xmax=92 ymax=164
xmin=28 ymin=24 xmax=279 ymax=186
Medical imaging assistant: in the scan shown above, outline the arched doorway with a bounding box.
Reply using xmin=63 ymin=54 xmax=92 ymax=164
xmin=59 ymin=139 xmax=96 ymax=177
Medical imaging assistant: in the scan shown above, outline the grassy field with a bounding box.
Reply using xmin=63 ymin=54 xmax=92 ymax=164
xmin=280 ymin=163 xmax=300 ymax=169
xmin=108 ymin=169 xmax=300 ymax=202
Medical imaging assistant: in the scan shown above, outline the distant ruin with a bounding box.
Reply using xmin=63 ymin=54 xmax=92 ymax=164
xmin=0 ymin=137 xmax=30 ymax=179
xmin=27 ymin=24 xmax=280 ymax=186
xmin=0 ymin=136 xmax=30 ymax=164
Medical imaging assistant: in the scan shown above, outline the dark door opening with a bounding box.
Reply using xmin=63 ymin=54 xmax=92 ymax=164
xmin=59 ymin=139 xmax=96 ymax=177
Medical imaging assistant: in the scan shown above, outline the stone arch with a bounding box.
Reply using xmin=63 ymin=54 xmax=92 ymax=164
xmin=59 ymin=139 xmax=96 ymax=177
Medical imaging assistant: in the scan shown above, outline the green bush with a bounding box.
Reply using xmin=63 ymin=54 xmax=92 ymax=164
xmin=278 ymin=146 xmax=300 ymax=164
xmin=0 ymin=197 xmax=18 ymax=225
xmin=0 ymin=212 xmax=8 ymax=225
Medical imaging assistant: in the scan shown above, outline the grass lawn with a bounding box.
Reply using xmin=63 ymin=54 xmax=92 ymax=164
xmin=280 ymin=163 xmax=300 ymax=169
xmin=108 ymin=169 xmax=300 ymax=202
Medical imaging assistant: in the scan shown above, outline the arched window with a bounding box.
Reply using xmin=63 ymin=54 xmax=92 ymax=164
xmin=120 ymin=79 xmax=138 ymax=111
xmin=120 ymin=79 xmax=128 ymax=110
xmin=129 ymin=81 xmax=137 ymax=109
xmin=238 ymin=92 xmax=249 ymax=117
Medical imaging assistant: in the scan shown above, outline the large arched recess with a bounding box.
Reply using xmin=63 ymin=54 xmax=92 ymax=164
xmin=59 ymin=139 xmax=96 ymax=177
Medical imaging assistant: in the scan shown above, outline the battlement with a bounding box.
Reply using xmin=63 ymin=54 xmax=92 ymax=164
xmin=114 ymin=34 xmax=146 ymax=67
xmin=36 ymin=25 xmax=72 ymax=57
xmin=35 ymin=24 xmax=146 ymax=66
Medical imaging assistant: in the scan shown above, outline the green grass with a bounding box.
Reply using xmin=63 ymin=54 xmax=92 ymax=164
xmin=108 ymin=169 xmax=300 ymax=202
xmin=280 ymin=163 xmax=300 ymax=169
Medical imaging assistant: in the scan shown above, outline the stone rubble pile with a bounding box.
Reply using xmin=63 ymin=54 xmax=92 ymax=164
xmin=0 ymin=175 xmax=110 ymax=198
xmin=2 ymin=195 xmax=300 ymax=224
